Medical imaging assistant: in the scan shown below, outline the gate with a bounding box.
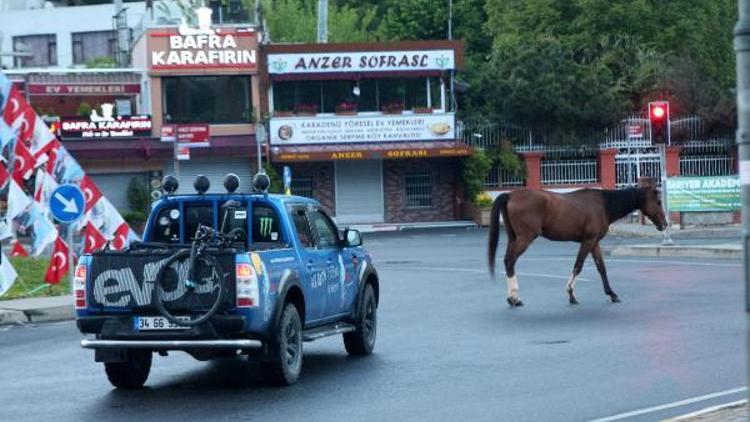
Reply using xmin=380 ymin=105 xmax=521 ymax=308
xmin=615 ymin=148 xmax=662 ymax=188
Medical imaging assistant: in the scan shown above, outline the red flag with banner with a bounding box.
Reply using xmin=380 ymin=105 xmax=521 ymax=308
xmin=11 ymin=241 xmax=29 ymax=257
xmin=80 ymin=175 xmax=103 ymax=213
xmin=12 ymin=140 xmax=36 ymax=185
xmin=34 ymin=138 xmax=60 ymax=174
xmin=14 ymin=105 xmax=36 ymax=144
xmin=83 ymin=224 xmax=107 ymax=253
xmin=2 ymin=87 xmax=26 ymax=125
xmin=111 ymin=223 xmax=130 ymax=250
xmin=44 ymin=236 xmax=70 ymax=284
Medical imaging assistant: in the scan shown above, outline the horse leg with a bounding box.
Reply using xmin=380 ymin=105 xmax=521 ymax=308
xmin=566 ymin=239 xmax=596 ymax=305
xmin=591 ymin=243 xmax=620 ymax=303
xmin=504 ymin=236 xmax=534 ymax=307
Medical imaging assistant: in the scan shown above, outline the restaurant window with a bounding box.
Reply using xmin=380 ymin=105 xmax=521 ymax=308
xmin=405 ymin=173 xmax=433 ymax=209
xmin=13 ymin=34 xmax=57 ymax=68
xmin=271 ymin=76 xmax=442 ymax=114
xmin=163 ymin=76 xmax=252 ymax=124
xmin=209 ymin=0 xmax=249 ymax=24
xmin=72 ymin=31 xmax=116 ymax=65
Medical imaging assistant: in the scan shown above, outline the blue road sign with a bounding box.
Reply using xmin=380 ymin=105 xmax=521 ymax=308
xmin=50 ymin=184 xmax=85 ymax=223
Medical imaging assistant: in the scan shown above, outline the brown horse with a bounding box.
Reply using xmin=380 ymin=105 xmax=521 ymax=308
xmin=488 ymin=187 xmax=667 ymax=307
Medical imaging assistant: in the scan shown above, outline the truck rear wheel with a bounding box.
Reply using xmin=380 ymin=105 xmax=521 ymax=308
xmin=260 ymin=303 xmax=303 ymax=386
xmin=344 ymin=283 xmax=377 ymax=356
xmin=104 ymin=350 xmax=152 ymax=389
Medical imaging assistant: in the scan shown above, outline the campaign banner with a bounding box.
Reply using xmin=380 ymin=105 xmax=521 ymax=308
xmin=270 ymin=113 xmax=455 ymax=145
xmin=666 ymin=176 xmax=741 ymax=212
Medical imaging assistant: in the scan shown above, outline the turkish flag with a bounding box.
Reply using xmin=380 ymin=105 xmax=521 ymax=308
xmin=2 ymin=87 xmax=26 ymax=125
xmin=44 ymin=236 xmax=70 ymax=285
xmin=83 ymin=224 xmax=107 ymax=254
xmin=80 ymin=175 xmax=103 ymax=213
xmin=34 ymin=139 xmax=60 ymax=174
xmin=11 ymin=241 xmax=29 ymax=257
xmin=12 ymin=140 xmax=36 ymax=185
xmin=13 ymin=106 xmax=36 ymax=144
xmin=111 ymin=223 xmax=130 ymax=251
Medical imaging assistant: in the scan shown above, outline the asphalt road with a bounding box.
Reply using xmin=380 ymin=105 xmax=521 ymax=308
xmin=0 ymin=229 xmax=745 ymax=422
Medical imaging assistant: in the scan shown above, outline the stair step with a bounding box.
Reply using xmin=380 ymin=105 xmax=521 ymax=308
xmin=302 ymin=322 xmax=356 ymax=342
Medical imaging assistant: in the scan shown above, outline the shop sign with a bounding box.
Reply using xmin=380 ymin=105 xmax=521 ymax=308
xmin=274 ymin=145 xmax=471 ymax=162
xmin=268 ymin=50 xmax=455 ymax=74
xmin=60 ymin=115 xmax=152 ymax=139
xmin=149 ymin=6 xmax=257 ymax=71
xmin=161 ymin=125 xmax=177 ymax=142
xmin=177 ymin=124 xmax=210 ymax=147
xmin=666 ymin=176 xmax=741 ymax=211
xmin=175 ymin=145 xmax=191 ymax=161
xmin=270 ymin=114 xmax=456 ymax=145
xmin=27 ymin=84 xmax=141 ymax=95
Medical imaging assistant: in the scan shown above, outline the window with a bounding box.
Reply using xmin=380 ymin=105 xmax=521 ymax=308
xmin=308 ymin=210 xmax=339 ymax=248
xmin=271 ymin=77 xmax=443 ymax=114
xmin=151 ymin=205 xmax=181 ymax=243
xmin=209 ymin=0 xmax=250 ymax=24
xmin=252 ymin=204 xmax=282 ymax=244
xmin=163 ymin=76 xmax=252 ymax=124
xmin=72 ymin=31 xmax=116 ymax=65
xmin=13 ymin=34 xmax=56 ymax=68
xmin=291 ymin=176 xmax=314 ymax=198
xmin=405 ymin=173 xmax=433 ymax=208
xmin=184 ymin=203 xmax=214 ymax=241
xmin=291 ymin=209 xmax=313 ymax=248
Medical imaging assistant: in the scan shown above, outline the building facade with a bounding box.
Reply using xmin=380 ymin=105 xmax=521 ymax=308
xmin=262 ymin=41 xmax=469 ymax=224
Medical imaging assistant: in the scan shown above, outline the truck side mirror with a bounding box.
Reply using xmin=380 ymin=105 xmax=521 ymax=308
xmin=343 ymin=229 xmax=362 ymax=247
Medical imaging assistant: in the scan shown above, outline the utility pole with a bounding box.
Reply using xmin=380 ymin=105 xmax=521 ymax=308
xmin=734 ymin=0 xmax=750 ymax=395
xmin=316 ymin=0 xmax=328 ymax=43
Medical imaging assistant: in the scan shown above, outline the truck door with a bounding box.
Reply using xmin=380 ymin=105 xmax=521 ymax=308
xmin=305 ymin=209 xmax=347 ymax=318
xmin=289 ymin=207 xmax=327 ymax=322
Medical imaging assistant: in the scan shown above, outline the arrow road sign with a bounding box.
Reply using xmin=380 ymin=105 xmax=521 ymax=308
xmin=50 ymin=184 xmax=85 ymax=223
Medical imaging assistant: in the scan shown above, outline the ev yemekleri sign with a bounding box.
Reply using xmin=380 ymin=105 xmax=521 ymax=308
xmin=666 ymin=176 xmax=741 ymax=211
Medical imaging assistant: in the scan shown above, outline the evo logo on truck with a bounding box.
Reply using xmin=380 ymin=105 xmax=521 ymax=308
xmin=92 ymin=257 xmax=216 ymax=307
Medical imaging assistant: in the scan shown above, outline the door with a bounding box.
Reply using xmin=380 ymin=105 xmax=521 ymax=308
xmin=289 ymin=206 xmax=327 ymax=322
xmin=335 ymin=160 xmax=384 ymax=224
xmin=306 ymin=209 xmax=348 ymax=317
xmin=166 ymin=158 xmax=254 ymax=194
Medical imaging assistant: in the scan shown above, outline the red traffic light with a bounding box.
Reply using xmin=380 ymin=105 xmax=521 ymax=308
xmin=651 ymin=105 xmax=665 ymax=119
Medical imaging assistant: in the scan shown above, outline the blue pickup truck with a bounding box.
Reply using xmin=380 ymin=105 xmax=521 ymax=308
xmin=75 ymin=173 xmax=379 ymax=387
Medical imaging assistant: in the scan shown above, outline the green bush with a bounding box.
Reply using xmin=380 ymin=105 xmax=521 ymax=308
xmin=1 ymin=257 xmax=70 ymax=299
xmin=462 ymin=150 xmax=493 ymax=206
xmin=127 ymin=177 xmax=151 ymax=214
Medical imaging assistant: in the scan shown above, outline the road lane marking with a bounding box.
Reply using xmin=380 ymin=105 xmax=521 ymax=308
xmin=383 ymin=266 xmax=591 ymax=281
xmin=521 ymin=257 xmax=742 ymax=268
xmin=587 ymin=386 xmax=747 ymax=422
xmin=666 ymin=399 xmax=747 ymax=421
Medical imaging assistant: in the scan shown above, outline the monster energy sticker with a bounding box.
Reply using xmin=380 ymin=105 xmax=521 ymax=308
xmin=258 ymin=217 xmax=275 ymax=240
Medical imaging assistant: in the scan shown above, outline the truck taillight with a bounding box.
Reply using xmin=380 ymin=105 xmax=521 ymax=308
xmin=236 ymin=263 xmax=259 ymax=308
xmin=73 ymin=264 xmax=87 ymax=309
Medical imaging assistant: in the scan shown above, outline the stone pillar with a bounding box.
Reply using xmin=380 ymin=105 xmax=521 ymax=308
xmin=522 ymin=152 xmax=543 ymax=189
xmin=665 ymin=146 xmax=682 ymax=177
xmin=597 ymin=148 xmax=618 ymax=189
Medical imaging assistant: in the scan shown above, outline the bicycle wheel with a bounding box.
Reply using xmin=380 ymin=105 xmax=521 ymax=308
xmin=154 ymin=249 xmax=226 ymax=326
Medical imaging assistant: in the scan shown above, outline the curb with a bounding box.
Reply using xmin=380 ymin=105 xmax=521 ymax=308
xmin=0 ymin=302 xmax=75 ymax=326
xmin=610 ymin=244 xmax=742 ymax=260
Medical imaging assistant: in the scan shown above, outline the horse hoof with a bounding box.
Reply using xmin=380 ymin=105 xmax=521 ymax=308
xmin=610 ymin=296 xmax=621 ymax=303
xmin=569 ymin=297 xmax=579 ymax=305
xmin=507 ymin=297 xmax=524 ymax=307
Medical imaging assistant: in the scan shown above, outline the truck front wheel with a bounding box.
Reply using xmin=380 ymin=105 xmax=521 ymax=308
xmin=260 ymin=303 xmax=303 ymax=386
xmin=344 ymin=283 xmax=377 ymax=356
xmin=104 ymin=350 xmax=152 ymax=389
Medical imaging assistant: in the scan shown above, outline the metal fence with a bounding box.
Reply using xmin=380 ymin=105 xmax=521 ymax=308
xmin=485 ymin=166 xmax=524 ymax=188
xmin=541 ymin=159 xmax=598 ymax=185
xmin=679 ymin=155 xmax=736 ymax=177
xmin=615 ymin=152 xmax=662 ymax=188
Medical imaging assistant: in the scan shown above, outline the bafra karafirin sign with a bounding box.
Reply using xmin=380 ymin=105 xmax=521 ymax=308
xmin=149 ymin=6 xmax=257 ymax=70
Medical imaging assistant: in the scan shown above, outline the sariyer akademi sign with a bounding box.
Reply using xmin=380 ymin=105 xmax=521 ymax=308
xmin=148 ymin=6 xmax=257 ymax=71
xmin=268 ymin=50 xmax=455 ymax=74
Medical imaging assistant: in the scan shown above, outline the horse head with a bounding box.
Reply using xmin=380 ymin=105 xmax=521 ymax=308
xmin=639 ymin=187 xmax=667 ymax=231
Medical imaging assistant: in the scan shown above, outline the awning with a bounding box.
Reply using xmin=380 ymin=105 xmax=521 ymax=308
xmin=64 ymin=134 xmax=258 ymax=160
xmin=271 ymin=141 xmax=472 ymax=162
xmin=24 ymin=71 xmax=142 ymax=96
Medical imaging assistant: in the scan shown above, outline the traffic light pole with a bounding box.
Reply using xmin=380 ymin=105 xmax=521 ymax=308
xmin=734 ymin=0 xmax=750 ymax=396
xmin=659 ymin=143 xmax=674 ymax=246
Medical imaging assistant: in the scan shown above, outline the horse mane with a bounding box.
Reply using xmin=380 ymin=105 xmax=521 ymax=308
xmin=599 ymin=187 xmax=645 ymax=224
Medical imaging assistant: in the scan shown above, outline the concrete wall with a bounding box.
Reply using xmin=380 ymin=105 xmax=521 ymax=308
xmin=0 ymin=2 xmax=146 ymax=69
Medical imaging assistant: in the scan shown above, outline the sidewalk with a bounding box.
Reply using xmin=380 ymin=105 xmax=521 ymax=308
xmin=0 ymin=295 xmax=73 ymax=325
xmin=607 ymin=222 xmax=742 ymax=260
xmin=665 ymin=400 xmax=747 ymax=421
xmin=351 ymin=220 xmax=477 ymax=233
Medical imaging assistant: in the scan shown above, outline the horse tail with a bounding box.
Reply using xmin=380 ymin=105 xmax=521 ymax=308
xmin=488 ymin=193 xmax=513 ymax=279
